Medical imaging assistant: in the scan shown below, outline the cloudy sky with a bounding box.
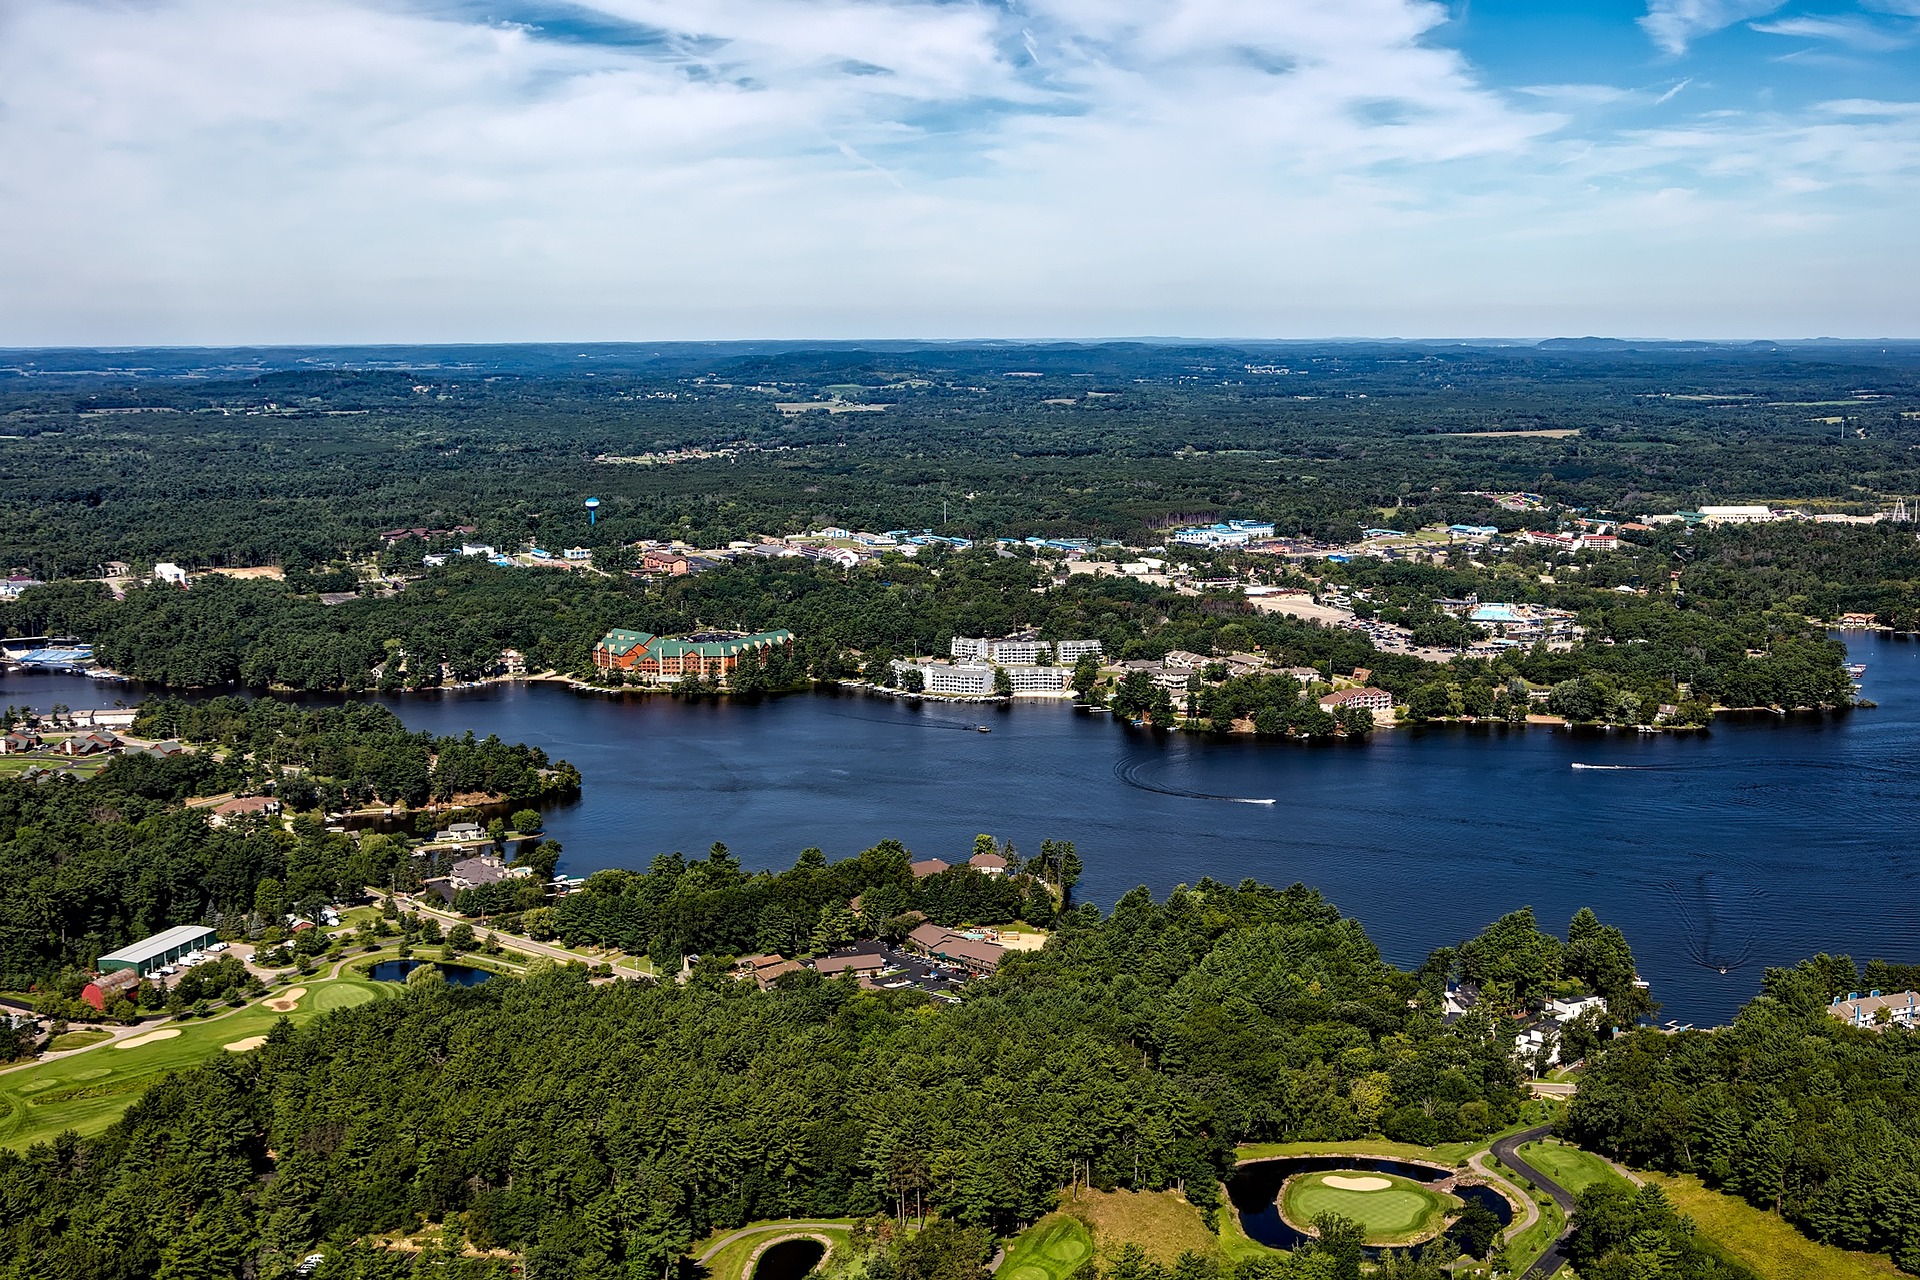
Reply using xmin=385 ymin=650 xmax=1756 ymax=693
xmin=1 ymin=0 xmax=1915 ymax=343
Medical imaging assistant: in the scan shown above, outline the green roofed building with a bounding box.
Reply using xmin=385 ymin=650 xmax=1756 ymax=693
xmin=97 ymin=924 xmax=217 ymax=975
xmin=593 ymin=628 xmax=794 ymax=684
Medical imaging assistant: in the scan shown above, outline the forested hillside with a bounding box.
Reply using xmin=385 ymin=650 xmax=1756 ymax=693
xmin=1569 ymin=955 xmax=1920 ymax=1272
xmin=0 ymin=879 xmax=1536 ymax=1279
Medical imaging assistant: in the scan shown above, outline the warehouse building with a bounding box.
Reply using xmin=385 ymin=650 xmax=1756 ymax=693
xmin=96 ymin=924 xmax=218 ymax=976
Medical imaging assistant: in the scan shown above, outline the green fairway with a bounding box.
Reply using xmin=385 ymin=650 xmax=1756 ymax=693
xmin=0 ymin=974 xmax=388 ymax=1151
xmin=1517 ymin=1139 xmax=1629 ymax=1196
xmin=1000 ymin=1214 xmax=1094 ymax=1280
xmin=1280 ymin=1171 xmax=1458 ymax=1246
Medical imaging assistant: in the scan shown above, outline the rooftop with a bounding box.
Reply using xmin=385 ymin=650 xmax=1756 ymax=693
xmin=98 ymin=923 xmax=218 ymax=967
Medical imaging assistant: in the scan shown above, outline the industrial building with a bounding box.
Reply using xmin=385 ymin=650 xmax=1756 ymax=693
xmin=97 ymin=924 xmax=218 ymax=976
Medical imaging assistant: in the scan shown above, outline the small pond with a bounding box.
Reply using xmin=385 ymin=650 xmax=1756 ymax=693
xmin=367 ymin=959 xmax=495 ymax=987
xmin=752 ymin=1238 xmax=825 ymax=1280
xmin=1227 ymin=1157 xmax=1512 ymax=1254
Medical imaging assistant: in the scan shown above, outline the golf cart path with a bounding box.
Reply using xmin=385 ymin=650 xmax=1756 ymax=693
xmin=697 ymin=1222 xmax=848 ymax=1264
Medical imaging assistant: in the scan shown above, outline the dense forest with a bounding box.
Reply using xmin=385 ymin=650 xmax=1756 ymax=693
xmin=0 ymin=876 xmax=1577 ymax=1279
xmin=1568 ymin=954 xmax=1920 ymax=1272
xmin=1 ymin=341 xmax=1918 ymax=578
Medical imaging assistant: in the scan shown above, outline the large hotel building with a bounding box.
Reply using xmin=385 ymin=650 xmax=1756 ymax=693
xmin=593 ymin=628 xmax=794 ymax=684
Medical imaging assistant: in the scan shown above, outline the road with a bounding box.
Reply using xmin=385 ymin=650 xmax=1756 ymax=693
xmin=1491 ymin=1125 xmax=1578 ymax=1280
xmin=394 ymin=892 xmax=652 ymax=980
xmin=696 ymin=1222 xmax=847 ymax=1265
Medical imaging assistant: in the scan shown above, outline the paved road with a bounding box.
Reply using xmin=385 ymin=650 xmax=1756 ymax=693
xmin=696 ymin=1222 xmax=846 ymax=1265
xmin=1491 ymin=1125 xmax=1577 ymax=1280
xmin=394 ymin=893 xmax=651 ymax=980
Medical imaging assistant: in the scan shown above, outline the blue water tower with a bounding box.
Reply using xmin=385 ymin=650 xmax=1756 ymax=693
xmin=584 ymin=497 xmax=601 ymax=526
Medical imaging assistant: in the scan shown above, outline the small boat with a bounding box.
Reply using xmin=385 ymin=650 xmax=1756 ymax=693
xmin=974 ymin=725 xmax=991 ymax=733
xmin=1848 ymin=663 xmax=1867 ymax=677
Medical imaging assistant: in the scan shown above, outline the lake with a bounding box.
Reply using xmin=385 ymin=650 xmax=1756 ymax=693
xmin=7 ymin=631 xmax=1918 ymax=1025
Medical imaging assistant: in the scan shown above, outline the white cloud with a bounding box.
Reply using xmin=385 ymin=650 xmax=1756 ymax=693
xmin=1640 ymin=0 xmax=1786 ymax=55
xmin=1750 ymin=14 xmax=1914 ymax=50
xmin=0 ymin=0 xmax=1914 ymax=340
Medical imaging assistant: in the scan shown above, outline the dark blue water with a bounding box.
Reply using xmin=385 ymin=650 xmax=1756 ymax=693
xmin=366 ymin=960 xmax=493 ymax=986
xmin=9 ymin=632 xmax=1920 ymax=1024
xmin=1228 ymin=1156 xmax=1510 ymax=1252
xmin=752 ymin=1238 xmax=825 ymax=1280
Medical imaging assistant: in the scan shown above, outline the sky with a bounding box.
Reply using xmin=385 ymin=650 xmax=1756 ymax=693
xmin=0 ymin=0 xmax=1916 ymax=343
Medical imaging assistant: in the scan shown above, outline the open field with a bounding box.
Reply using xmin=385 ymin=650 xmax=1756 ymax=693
xmin=0 ymin=973 xmax=386 ymax=1150
xmin=1640 ymin=1172 xmax=1902 ymax=1280
xmin=1281 ymin=1171 xmax=1455 ymax=1246
xmin=1068 ymin=1189 xmax=1221 ymax=1265
xmin=1441 ymin=428 xmax=1581 ymax=438
xmin=1000 ymin=1214 xmax=1094 ymax=1280
xmin=1517 ymin=1140 xmax=1628 ymax=1197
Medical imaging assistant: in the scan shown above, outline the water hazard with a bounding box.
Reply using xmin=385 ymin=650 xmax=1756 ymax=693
xmin=11 ymin=632 xmax=1920 ymax=1025
xmin=751 ymin=1238 xmax=825 ymax=1280
xmin=367 ymin=960 xmax=495 ymax=987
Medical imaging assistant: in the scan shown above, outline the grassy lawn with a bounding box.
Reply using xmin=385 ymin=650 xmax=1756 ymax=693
xmin=1213 ymin=1201 xmax=1284 ymax=1266
xmin=1517 ymin=1140 xmax=1628 ymax=1197
xmin=1493 ymin=1165 xmax=1564 ymax=1277
xmin=1640 ymin=1172 xmax=1902 ymax=1280
xmin=46 ymin=1029 xmax=111 ymax=1052
xmin=1065 ymin=1189 xmax=1222 ymax=1265
xmin=1000 ymin=1214 xmax=1094 ymax=1280
xmin=693 ymin=1222 xmax=855 ymax=1280
xmin=0 ymin=973 xmax=386 ymax=1150
xmin=1280 ymin=1172 xmax=1455 ymax=1247
xmin=1236 ymin=1138 xmax=1474 ymax=1168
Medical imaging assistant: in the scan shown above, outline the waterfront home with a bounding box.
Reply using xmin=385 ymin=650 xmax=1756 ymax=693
xmin=968 ymin=851 xmax=1008 ymax=876
xmin=910 ymin=858 xmax=951 ymax=879
xmin=208 ymin=796 xmax=282 ymax=827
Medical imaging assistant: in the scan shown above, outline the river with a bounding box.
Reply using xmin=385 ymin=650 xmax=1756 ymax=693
xmin=6 ymin=632 xmax=1917 ymax=1025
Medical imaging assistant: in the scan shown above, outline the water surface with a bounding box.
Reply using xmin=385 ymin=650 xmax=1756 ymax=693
xmin=10 ymin=632 xmax=1919 ymax=1024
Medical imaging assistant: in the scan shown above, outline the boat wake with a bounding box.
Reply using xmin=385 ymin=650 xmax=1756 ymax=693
xmin=1571 ymin=763 xmax=1643 ymax=770
xmin=1114 ymin=759 xmax=1275 ymax=805
xmin=1663 ymin=875 xmax=1769 ymax=974
xmin=822 ymin=710 xmax=984 ymax=732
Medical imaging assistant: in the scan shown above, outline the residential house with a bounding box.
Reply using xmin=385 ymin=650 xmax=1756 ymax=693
xmin=153 ymin=562 xmax=190 ymax=587
xmin=1831 ymin=990 xmax=1920 ymax=1030
xmin=968 ymin=852 xmax=1008 ymax=876
xmin=208 ymin=796 xmax=282 ymax=827
xmin=910 ymin=858 xmax=951 ymax=879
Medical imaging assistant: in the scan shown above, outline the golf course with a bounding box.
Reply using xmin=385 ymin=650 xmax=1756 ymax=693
xmin=1279 ymin=1170 xmax=1459 ymax=1246
xmin=0 ymin=969 xmax=388 ymax=1151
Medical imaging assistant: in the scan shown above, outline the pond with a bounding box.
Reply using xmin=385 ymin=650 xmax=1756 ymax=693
xmin=751 ymin=1238 xmax=825 ymax=1280
xmin=1228 ymin=1156 xmax=1511 ymax=1253
xmin=367 ymin=959 xmax=495 ymax=987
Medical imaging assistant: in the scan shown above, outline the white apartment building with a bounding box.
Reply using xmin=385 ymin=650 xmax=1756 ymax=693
xmin=1698 ymin=505 xmax=1777 ymax=524
xmin=950 ymin=635 xmax=1103 ymax=664
xmin=894 ymin=660 xmax=1071 ymax=695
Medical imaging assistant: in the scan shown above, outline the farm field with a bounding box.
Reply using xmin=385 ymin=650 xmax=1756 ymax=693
xmin=0 ymin=971 xmax=387 ymax=1150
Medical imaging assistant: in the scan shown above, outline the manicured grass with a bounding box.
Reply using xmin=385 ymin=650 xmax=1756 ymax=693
xmin=1000 ymin=1214 xmax=1094 ymax=1280
xmin=1640 ymin=1172 xmax=1902 ymax=1280
xmin=1517 ymin=1140 xmax=1628 ymax=1197
xmin=46 ymin=1029 xmax=111 ymax=1052
xmin=0 ymin=974 xmax=388 ymax=1150
xmin=694 ymin=1222 xmax=855 ymax=1280
xmin=1236 ymin=1138 xmax=1473 ymax=1167
xmin=1280 ymin=1171 xmax=1455 ymax=1247
xmin=1068 ymin=1189 xmax=1223 ymax=1265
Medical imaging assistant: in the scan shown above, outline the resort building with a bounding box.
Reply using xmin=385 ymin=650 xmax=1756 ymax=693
xmin=593 ymin=628 xmax=794 ymax=683
xmin=905 ymin=922 xmax=1005 ymax=975
xmin=1831 ymin=990 xmax=1920 ymax=1030
xmin=950 ymin=634 xmax=1103 ymax=664
xmin=893 ymin=660 xmax=1073 ymax=695
xmin=1171 ymin=520 xmax=1276 ymax=547
xmin=97 ymin=924 xmax=218 ymax=976
xmin=1318 ymin=687 xmax=1394 ymax=713
xmin=1698 ymin=505 xmax=1778 ymax=524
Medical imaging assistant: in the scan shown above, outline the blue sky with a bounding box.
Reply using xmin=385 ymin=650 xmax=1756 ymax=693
xmin=0 ymin=0 xmax=1914 ymax=342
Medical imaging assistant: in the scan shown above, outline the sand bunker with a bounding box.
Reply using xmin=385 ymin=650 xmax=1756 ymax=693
xmin=265 ymin=986 xmax=306 ymax=1012
xmin=115 ymin=1028 xmax=182 ymax=1050
xmin=223 ymin=1035 xmax=268 ymax=1052
xmin=1322 ymin=1175 xmax=1393 ymax=1192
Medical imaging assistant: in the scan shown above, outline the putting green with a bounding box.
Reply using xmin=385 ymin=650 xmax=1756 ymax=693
xmin=1281 ymin=1170 xmax=1459 ymax=1246
xmin=999 ymin=1215 xmax=1094 ymax=1280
